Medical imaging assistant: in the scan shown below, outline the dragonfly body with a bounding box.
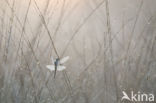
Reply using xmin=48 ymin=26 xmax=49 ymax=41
xmin=54 ymin=58 xmax=60 ymax=78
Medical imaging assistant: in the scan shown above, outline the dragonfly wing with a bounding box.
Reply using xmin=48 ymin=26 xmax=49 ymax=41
xmin=60 ymin=56 xmax=69 ymax=64
xmin=46 ymin=65 xmax=55 ymax=71
xmin=57 ymin=66 xmax=66 ymax=71
xmin=51 ymin=57 xmax=54 ymax=64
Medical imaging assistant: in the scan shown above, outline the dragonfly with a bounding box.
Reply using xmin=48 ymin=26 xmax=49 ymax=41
xmin=46 ymin=56 xmax=69 ymax=78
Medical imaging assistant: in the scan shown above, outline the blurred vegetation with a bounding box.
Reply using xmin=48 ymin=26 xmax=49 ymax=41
xmin=0 ymin=0 xmax=156 ymax=103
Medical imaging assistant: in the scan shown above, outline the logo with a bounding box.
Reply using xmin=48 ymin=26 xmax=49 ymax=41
xmin=121 ymin=91 xmax=154 ymax=102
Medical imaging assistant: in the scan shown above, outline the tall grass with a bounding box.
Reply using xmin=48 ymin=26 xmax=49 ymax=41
xmin=0 ymin=0 xmax=156 ymax=103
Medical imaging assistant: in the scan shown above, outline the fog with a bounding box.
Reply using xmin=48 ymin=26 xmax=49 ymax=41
xmin=0 ymin=0 xmax=156 ymax=103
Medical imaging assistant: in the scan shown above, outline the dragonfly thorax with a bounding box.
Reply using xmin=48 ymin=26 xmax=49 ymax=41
xmin=54 ymin=58 xmax=60 ymax=66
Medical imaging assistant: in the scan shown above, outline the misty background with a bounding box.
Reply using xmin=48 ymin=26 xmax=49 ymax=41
xmin=0 ymin=0 xmax=156 ymax=103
